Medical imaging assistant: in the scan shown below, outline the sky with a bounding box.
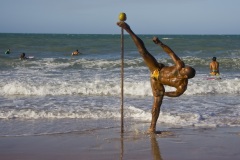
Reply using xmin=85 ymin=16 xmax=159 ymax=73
xmin=0 ymin=0 xmax=240 ymax=34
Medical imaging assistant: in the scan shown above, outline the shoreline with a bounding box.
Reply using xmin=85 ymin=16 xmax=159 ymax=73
xmin=0 ymin=125 xmax=240 ymax=160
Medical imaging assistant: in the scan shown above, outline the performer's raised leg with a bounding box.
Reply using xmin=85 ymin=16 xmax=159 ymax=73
xmin=117 ymin=22 xmax=160 ymax=73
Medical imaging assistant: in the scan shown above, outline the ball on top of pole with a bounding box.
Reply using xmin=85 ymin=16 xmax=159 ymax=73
xmin=119 ymin=12 xmax=127 ymax=21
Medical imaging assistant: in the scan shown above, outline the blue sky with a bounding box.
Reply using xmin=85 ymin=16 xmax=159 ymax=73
xmin=1 ymin=0 xmax=240 ymax=34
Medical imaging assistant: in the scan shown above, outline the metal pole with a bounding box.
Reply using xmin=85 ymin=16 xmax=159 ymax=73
xmin=121 ymin=27 xmax=124 ymax=133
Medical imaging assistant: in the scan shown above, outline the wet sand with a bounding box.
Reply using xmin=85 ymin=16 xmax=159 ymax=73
xmin=0 ymin=125 xmax=240 ymax=160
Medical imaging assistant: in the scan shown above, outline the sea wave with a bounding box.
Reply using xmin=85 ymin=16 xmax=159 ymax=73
xmin=1 ymin=76 xmax=240 ymax=96
xmin=2 ymin=55 xmax=240 ymax=71
xmin=1 ymin=105 xmax=239 ymax=128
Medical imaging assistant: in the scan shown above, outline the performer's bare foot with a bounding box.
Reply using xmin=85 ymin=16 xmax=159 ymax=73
xmin=147 ymin=128 xmax=156 ymax=134
xmin=117 ymin=21 xmax=131 ymax=31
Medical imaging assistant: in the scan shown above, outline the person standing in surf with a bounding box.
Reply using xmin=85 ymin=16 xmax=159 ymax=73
xmin=209 ymin=57 xmax=220 ymax=76
xmin=117 ymin=21 xmax=196 ymax=133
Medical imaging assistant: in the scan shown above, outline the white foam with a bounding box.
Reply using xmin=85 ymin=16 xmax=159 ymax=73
xmin=1 ymin=102 xmax=240 ymax=128
xmin=1 ymin=57 xmax=240 ymax=97
xmin=185 ymin=77 xmax=240 ymax=95
xmin=157 ymin=112 xmax=201 ymax=126
xmin=162 ymin=38 xmax=173 ymax=40
xmin=193 ymin=123 xmax=218 ymax=128
xmin=1 ymin=76 xmax=240 ymax=96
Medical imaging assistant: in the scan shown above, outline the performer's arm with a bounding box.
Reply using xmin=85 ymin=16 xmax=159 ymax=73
xmin=153 ymin=37 xmax=184 ymax=70
xmin=164 ymin=84 xmax=187 ymax=97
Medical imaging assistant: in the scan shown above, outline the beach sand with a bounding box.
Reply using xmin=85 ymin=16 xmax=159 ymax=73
xmin=0 ymin=124 xmax=240 ymax=160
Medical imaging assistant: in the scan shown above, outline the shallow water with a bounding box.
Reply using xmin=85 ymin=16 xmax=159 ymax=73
xmin=1 ymin=34 xmax=240 ymax=136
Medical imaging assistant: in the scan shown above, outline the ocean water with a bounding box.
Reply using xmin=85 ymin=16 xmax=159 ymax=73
xmin=0 ymin=33 xmax=240 ymax=136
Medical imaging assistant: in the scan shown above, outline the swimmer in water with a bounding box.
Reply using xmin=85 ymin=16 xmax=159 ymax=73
xmin=20 ymin=53 xmax=28 ymax=60
xmin=5 ymin=49 xmax=10 ymax=54
xmin=71 ymin=49 xmax=80 ymax=56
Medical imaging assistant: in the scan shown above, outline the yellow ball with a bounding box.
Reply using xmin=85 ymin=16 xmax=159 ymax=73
xmin=119 ymin=12 xmax=127 ymax=21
